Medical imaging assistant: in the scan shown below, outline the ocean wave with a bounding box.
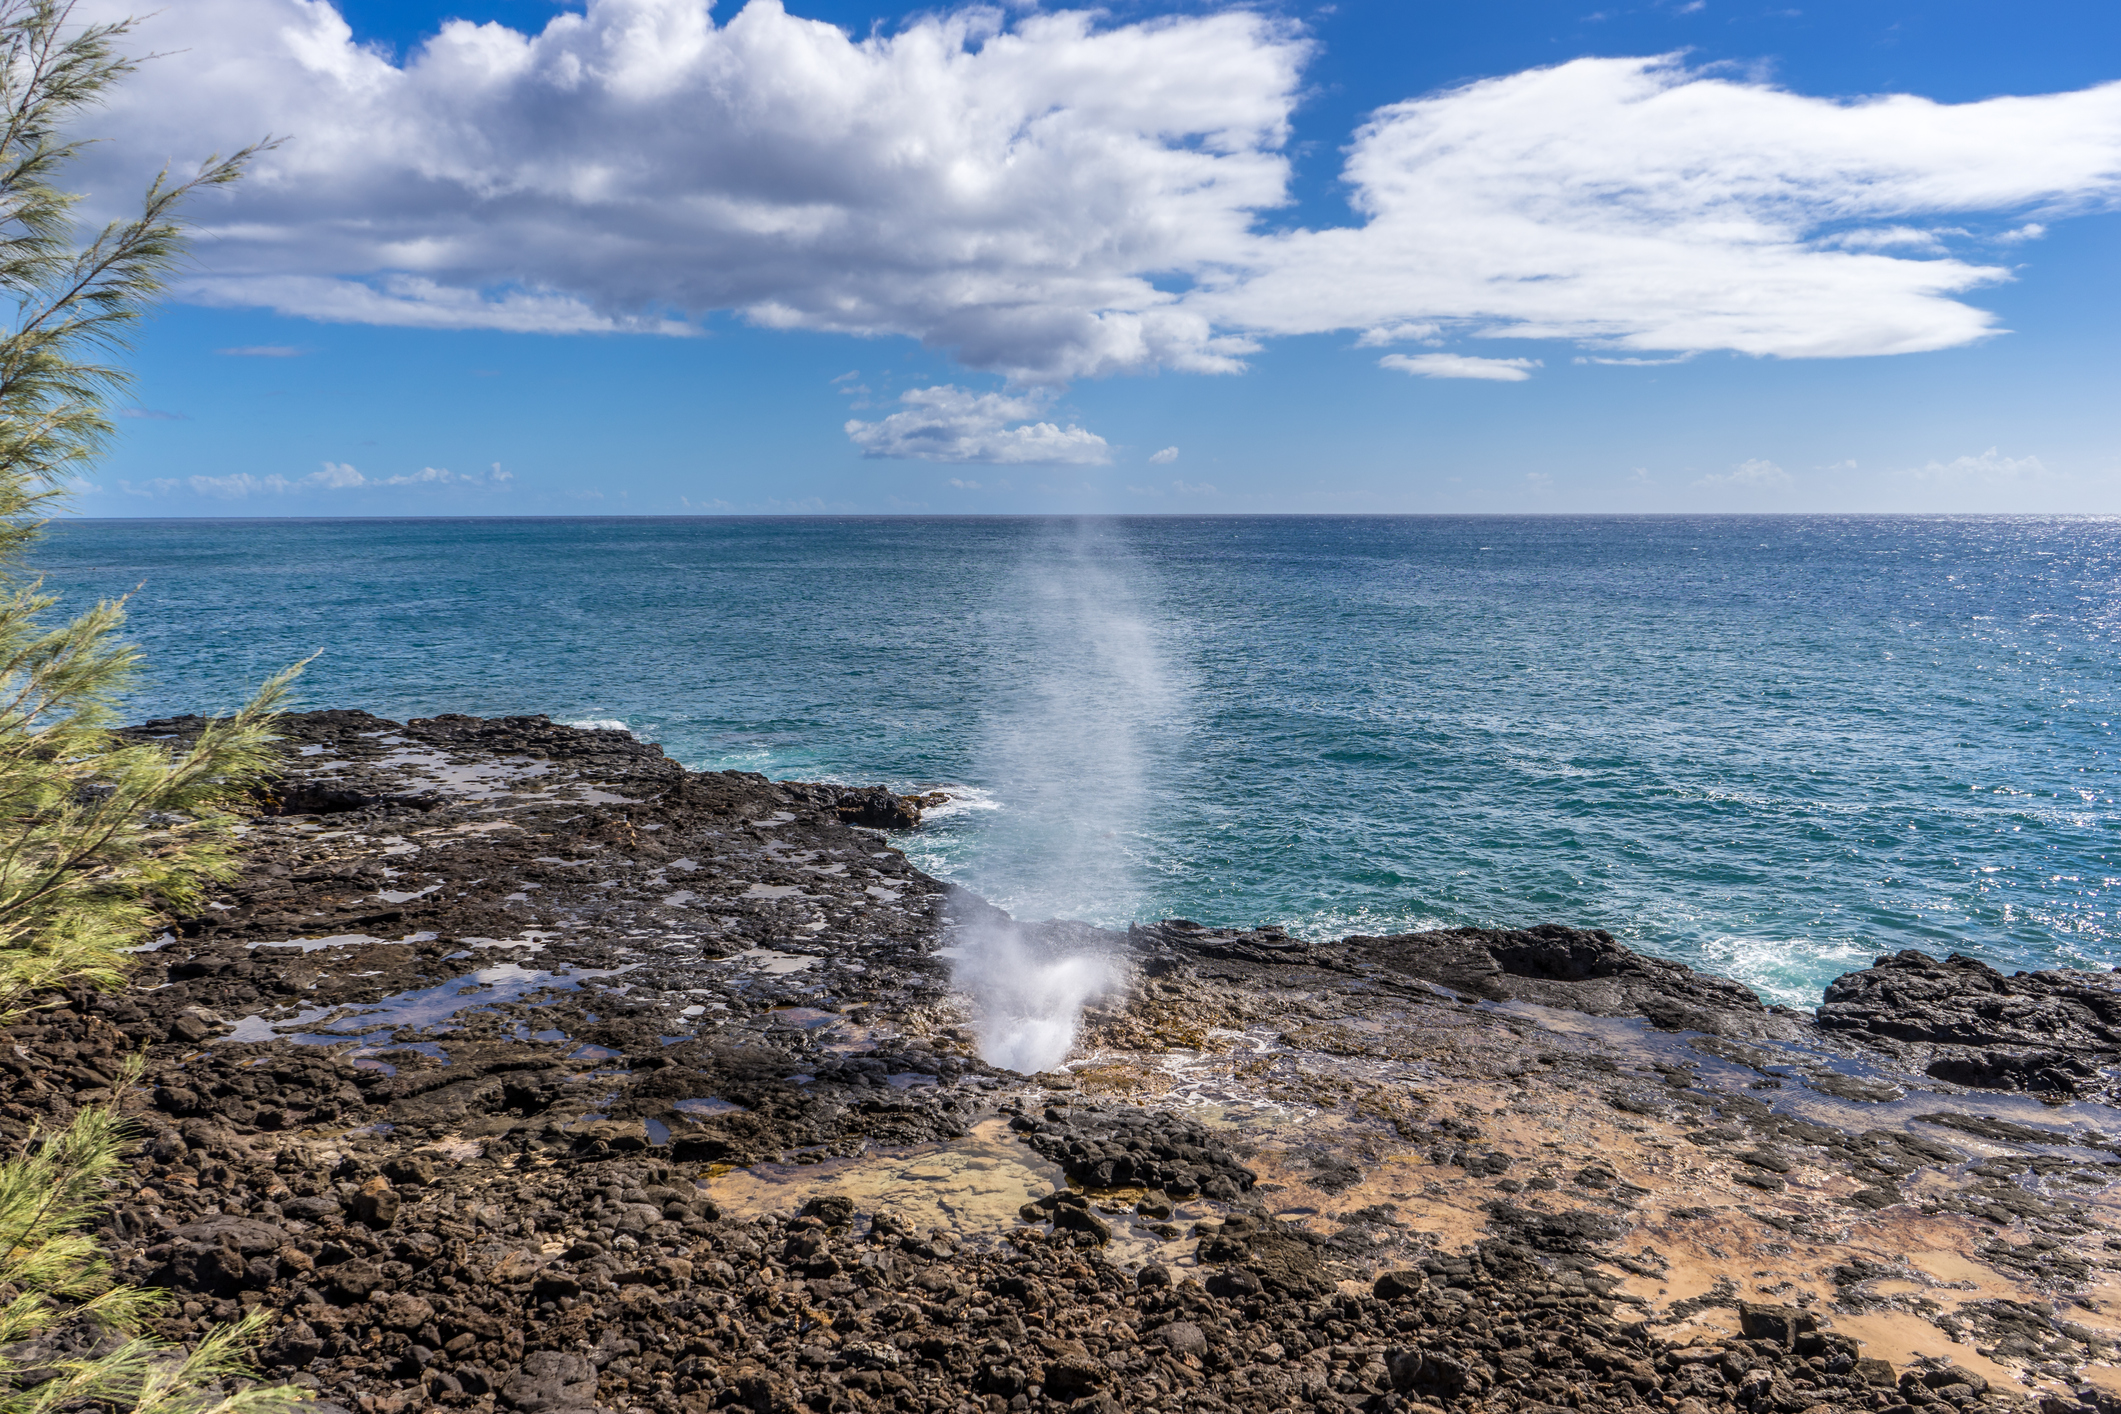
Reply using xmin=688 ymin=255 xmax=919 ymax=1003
xmin=1691 ymin=933 xmax=1877 ymax=1010
xmin=914 ymin=784 xmax=1002 ymax=821
xmin=562 ymin=718 xmax=632 ymax=735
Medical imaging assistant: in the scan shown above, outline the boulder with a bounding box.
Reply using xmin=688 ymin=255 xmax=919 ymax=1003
xmin=498 ymin=1350 xmax=598 ymax=1412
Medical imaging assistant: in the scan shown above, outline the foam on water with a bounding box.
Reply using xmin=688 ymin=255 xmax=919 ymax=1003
xmin=562 ymin=718 xmax=632 ymax=734
xmin=1700 ymin=933 xmax=1883 ymax=1011
xmin=908 ymin=784 xmax=1000 ymax=822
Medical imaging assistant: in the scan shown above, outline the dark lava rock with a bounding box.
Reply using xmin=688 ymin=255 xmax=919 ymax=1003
xmin=1193 ymin=1211 xmax=1334 ymax=1298
xmin=1131 ymin=918 xmax=1312 ymax=967
xmin=498 ymin=1350 xmax=598 ymax=1411
xmin=7 ymin=708 xmax=2081 ymax=1414
xmin=1739 ymin=1301 xmax=1819 ymax=1346
xmin=1009 ymin=1105 xmax=1255 ymax=1198
xmin=1817 ymin=950 xmax=2121 ymax=1096
xmin=1341 ymin=922 xmax=1802 ymax=1039
xmin=776 ymin=780 xmax=942 ymax=831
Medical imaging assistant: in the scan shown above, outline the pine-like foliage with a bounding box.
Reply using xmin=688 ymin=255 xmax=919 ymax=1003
xmin=0 ymin=1091 xmax=302 ymax=1414
xmin=0 ymin=0 xmax=293 ymax=1020
xmin=0 ymin=3 xmax=308 ymax=1411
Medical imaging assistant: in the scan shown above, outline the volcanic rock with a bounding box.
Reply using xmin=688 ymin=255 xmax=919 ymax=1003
xmin=1817 ymin=949 xmax=2121 ymax=1097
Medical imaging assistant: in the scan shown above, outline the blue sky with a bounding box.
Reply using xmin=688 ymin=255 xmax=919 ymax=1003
xmin=70 ymin=0 xmax=2121 ymax=514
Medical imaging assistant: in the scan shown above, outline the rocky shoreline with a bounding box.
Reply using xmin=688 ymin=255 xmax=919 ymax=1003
xmin=8 ymin=712 xmax=2121 ymax=1414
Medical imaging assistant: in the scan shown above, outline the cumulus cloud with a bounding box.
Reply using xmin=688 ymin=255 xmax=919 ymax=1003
xmin=123 ymin=460 xmax=512 ymax=498
xmin=1905 ymin=447 xmax=2048 ymax=485
xmin=1694 ymin=458 xmax=1792 ymax=489
xmin=1148 ymin=447 xmax=1179 ymax=464
xmin=73 ymin=3 xmax=2121 ymax=377
xmin=845 ymin=386 xmax=1110 ymax=464
xmin=1380 ymin=353 xmax=1541 ymax=381
xmin=85 ymin=0 xmax=1297 ymax=380
xmin=1218 ymin=56 xmax=2121 ymax=360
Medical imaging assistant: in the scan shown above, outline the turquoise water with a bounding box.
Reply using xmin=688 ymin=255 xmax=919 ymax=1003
xmin=42 ymin=515 xmax=2121 ymax=1006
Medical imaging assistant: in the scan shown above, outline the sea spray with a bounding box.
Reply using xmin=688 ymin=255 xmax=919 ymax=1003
xmin=948 ymin=915 xmax=1121 ymax=1074
xmin=947 ymin=521 xmax=1185 ymax=1071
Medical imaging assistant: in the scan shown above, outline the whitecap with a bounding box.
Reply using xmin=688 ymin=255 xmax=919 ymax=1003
xmin=912 ymin=784 xmax=1002 ymax=821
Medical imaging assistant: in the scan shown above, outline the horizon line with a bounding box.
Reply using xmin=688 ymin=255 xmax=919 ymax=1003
xmin=48 ymin=510 xmax=2121 ymax=524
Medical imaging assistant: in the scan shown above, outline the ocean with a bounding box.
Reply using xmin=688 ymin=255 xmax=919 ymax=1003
xmin=41 ymin=514 xmax=2121 ymax=1007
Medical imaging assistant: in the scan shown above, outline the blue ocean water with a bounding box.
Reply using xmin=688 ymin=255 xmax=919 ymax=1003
xmin=40 ymin=515 xmax=2121 ymax=1006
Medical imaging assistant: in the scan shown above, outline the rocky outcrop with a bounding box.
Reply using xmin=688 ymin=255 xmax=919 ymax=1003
xmin=17 ymin=709 xmax=2121 ymax=1414
xmin=776 ymin=781 xmax=949 ymax=831
xmin=1816 ymin=950 xmax=2121 ymax=1098
xmin=1008 ymin=1105 xmax=1257 ymax=1200
xmin=1340 ymin=922 xmax=1805 ymax=1039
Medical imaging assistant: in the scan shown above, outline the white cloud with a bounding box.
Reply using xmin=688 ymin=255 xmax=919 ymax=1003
xmin=1694 ymin=458 xmax=1791 ymax=489
xmin=1884 ymin=447 xmax=2121 ymax=508
xmin=1380 ymin=353 xmax=1541 ymax=381
xmin=312 ymin=461 xmax=366 ymax=488
xmin=74 ymin=5 xmax=2121 ymax=376
xmin=124 ymin=460 xmax=511 ymax=498
xmin=1905 ymin=446 xmax=2047 ymax=485
xmin=178 ymin=473 xmax=302 ymax=498
xmin=1576 ymin=352 xmax=1696 ymax=366
xmin=1354 ymin=322 xmax=1442 ymax=346
xmin=845 ymin=386 xmax=1110 ymax=464
xmin=1819 ymin=226 xmax=1949 ymax=251
xmin=1212 ymin=55 xmax=2121 ymax=360
xmin=85 ymin=0 xmax=1298 ymax=380
xmin=1148 ymin=447 xmax=1179 ymax=465
xmin=119 ymin=407 xmax=186 ymax=420
xmin=948 ymin=478 xmax=983 ymax=490
xmin=217 ymin=344 xmax=305 ymax=357
xmin=190 ymin=275 xmax=694 ymax=337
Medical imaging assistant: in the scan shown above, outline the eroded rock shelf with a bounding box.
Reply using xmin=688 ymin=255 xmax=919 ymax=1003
xmin=6 ymin=711 xmax=2121 ymax=1414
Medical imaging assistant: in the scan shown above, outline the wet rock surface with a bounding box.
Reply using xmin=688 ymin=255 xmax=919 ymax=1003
xmin=1338 ymin=923 xmax=1806 ymax=1042
xmin=1817 ymin=951 xmax=2121 ymax=1101
xmin=8 ymin=713 xmax=2121 ymax=1414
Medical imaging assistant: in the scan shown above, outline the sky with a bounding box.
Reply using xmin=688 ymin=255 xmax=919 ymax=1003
xmin=59 ymin=0 xmax=2121 ymax=515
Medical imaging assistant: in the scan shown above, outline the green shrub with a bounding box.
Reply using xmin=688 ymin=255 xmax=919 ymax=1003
xmin=0 ymin=3 xmax=307 ymax=1409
